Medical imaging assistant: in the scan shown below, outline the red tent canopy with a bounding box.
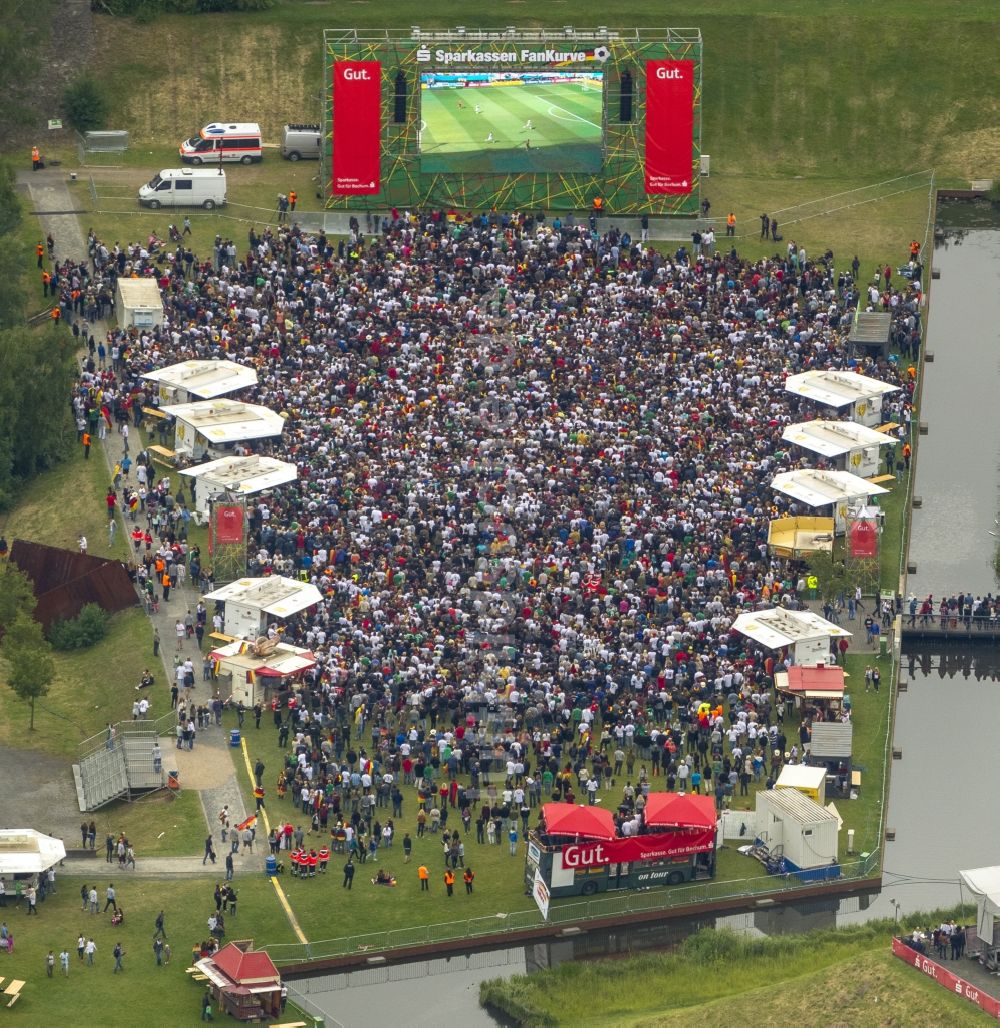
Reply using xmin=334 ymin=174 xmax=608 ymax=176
xmin=541 ymin=803 xmax=617 ymax=841
xmin=642 ymin=792 xmax=717 ymax=830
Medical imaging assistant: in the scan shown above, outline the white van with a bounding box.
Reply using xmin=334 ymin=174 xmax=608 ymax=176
xmin=281 ymin=123 xmax=321 ymax=162
xmin=180 ymin=122 xmax=262 ymax=165
xmin=138 ymin=168 xmax=227 ymax=209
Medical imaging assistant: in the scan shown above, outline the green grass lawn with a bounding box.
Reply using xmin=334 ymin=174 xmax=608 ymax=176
xmin=0 ymin=876 xmax=296 ymax=1024
xmin=76 ymin=0 xmax=1000 ymax=184
xmin=482 ymin=925 xmax=985 ymax=1026
xmin=0 ymin=607 xmax=153 ymax=758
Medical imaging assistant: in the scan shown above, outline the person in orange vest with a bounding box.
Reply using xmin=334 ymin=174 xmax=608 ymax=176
xmin=592 ymin=196 xmax=603 ymax=212
xmin=463 ymin=867 xmax=475 ymax=894
xmin=82 ymin=431 xmax=92 ymax=460
xmin=31 ymin=145 xmax=41 ymax=170
xmin=307 ymin=849 xmax=318 ymax=877
xmin=51 ymin=306 xmax=61 ymax=323
xmin=902 ymin=441 xmax=912 ymax=471
xmin=289 ymin=848 xmax=300 ymax=877
xmin=443 ymin=868 xmax=455 ymax=896
xmin=161 ymin=569 xmax=172 ymax=602
xmin=726 ymin=212 xmax=736 ymax=236
xmin=36 ymin=241 xmax=44 ymax=268
xmin=418 ymin=864 xmax=429 ymax=891
xmin=288 ymin=189 xmax=297 ymax=212
xmin=41 ymin=270 xmax=51 ymax=296
xmin=317 ymin=845 xmax=330 ymax=873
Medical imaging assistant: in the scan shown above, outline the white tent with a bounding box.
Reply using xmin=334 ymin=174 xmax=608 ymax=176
xmin=959 ymin=866 xmax=1000 ymax=948
xmin=781 ymin=419 xmax=894 ymax=478
xmin=0 ymin=829 xmax=67 ymax=875
xmin=143 ymin=359 xmax=259 ymax=404
xmin=771 ymin=468 xmax=888 ymax=534
xmin=732 ymin=607 xmax=850 ymax=666
xmin=784 ymin=370 xmax=899 ymax=427
xmin=159 ymin=399 xmax=285 ymax=459
xmin=180 ymin=455 xmax=298 ymax=514
xmin=204 ymin=576 xmax=323 ymax=639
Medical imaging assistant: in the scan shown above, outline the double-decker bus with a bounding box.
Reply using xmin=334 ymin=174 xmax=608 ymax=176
xmin=525 ymin=796 xmax=717 ymax=899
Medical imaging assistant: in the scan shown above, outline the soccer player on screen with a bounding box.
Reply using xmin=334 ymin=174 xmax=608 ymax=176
xmin=523 ymin=119 xmax=533 ymax=131
xmin=475 ymin=105 xmax=482 ymax=114
xmin=485 ymin=132 xmax=494 ymax=143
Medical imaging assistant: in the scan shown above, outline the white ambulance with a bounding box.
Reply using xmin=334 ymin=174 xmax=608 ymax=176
xmin=179 ymin=122 xmax=263 ymax=164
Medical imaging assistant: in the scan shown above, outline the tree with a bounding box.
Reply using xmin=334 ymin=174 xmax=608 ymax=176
xmin=62 ymin=75 xmax=109 ymax=134
xmin=0 ymin=562 xmax=36 ymax=632
xmin=807 ymin=550 xmax=851 ymax=606
xmin=2 ymin=613 xmax=55 ymax=730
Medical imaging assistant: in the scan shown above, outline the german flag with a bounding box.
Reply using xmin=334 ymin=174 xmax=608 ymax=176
xmin=235 ymin=814 xmax=257 ymax=832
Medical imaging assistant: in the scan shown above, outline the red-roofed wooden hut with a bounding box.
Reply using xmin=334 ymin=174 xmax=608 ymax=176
xmin=195 ymin=941 xmax=282 ymax=1021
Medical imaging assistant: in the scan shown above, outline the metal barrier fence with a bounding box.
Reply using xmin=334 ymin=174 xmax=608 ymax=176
xmin=265 ymin=849 xmax=880 ymax=966
xmin=900 ymin=612 xmax=1000 ymax=633
xmin=78 ymin=710 xmax=178 ymax=760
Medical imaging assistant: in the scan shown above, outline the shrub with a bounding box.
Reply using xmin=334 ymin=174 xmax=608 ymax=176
xmin=48 ymin=603 xmax=110 ymax=650
xmin=62 ymin=75 xmax=109 ymax=134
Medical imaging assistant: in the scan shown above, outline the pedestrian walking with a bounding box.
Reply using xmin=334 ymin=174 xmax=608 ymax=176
xmin=342 ymin=860 xmax=354 ymax=889
xmin=464 ymin=867 xmax=475 ymax=894
xmin=112 ymin=941 xmax=125 ymax=973
xmin=60 ymin=949 xmax=70 ymax=976
xmin=418 ymin=864 xmax=429 ymax=891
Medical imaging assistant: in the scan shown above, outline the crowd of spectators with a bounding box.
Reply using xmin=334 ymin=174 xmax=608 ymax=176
xmin=64 ymin=208 xmax=922 ymax=815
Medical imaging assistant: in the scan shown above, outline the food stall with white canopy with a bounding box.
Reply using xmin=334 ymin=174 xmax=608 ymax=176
xmin=771 ymin=468 xmax=888 ymax=534
xmin=781 ymin=419 xmax=895 ymax=478
xmin=180 ymin=455 xmax=297 ymax=515
xmin=732 ymin=607 xmax=851 ymax=666
xmin=784 ymin=369 xmax=899 ymax=428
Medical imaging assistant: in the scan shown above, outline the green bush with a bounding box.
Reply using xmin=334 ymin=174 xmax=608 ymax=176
xmin=62 ymin=75 xmax=109 ymax=133
xmin=48 ymin=604 xmax=110 ymax=651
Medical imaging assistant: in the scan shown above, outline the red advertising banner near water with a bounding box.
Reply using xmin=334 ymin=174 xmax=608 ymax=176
xmin=848 ymin=519 xmax=878 ymax=558
xmin=332 ymin=60 xmax=381 ymax=195
xmin=644 ymin=60 xmax=694 ymax=195
xmin=214 ymin=504 xmax=244 ymax=545
xmin=892 ymin=938 xmax=1000 ymax=1018
xmin=557 ymin=829 xmax=715 ymax=872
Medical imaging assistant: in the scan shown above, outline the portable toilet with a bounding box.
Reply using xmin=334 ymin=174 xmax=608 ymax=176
xmin=755 ymin=788 xmax=840 ymax=882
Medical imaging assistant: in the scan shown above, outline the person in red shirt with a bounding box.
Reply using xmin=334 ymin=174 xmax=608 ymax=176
xmin=317 ymin=846 xmax=330 ymax=873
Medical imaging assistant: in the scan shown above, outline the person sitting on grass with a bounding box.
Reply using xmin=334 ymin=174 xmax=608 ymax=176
xmin=371 ymin=868 xmax=396 ymax=887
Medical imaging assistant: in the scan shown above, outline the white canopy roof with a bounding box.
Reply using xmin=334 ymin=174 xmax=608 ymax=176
xmin=785 ymin=369 xmax=900 ymax=409
xmin=0 ymin=829 xmax=67 ymax=875
xmin=771 ymin=468 xmax=888 ymax=509
xmin=782 ymin=420 xmax=894 ymax=458
xmin=732 ymin=608 xmax=851 ymax=650
xmin=960 ymin=866 xmax=1000 ymax=942
xmin=143 ymin=359 xmax=258 ymax=400
xmin=160 ymin=399 xmax=285 ymax=444
xmin=117 ymin=278 xmax=164 ymax=310
xmin=204 ymin=576 xmax=323 ymax=618
xmin=180 ymin=455 xmax=297 ymax=496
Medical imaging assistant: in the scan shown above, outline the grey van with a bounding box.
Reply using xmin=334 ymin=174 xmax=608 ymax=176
xmin=281 ymin=124 xmax=321 ymax=161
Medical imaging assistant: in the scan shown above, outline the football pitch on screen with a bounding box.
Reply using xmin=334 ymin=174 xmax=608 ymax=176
xmin=420 ymin=81 xmax=604 ymax=174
